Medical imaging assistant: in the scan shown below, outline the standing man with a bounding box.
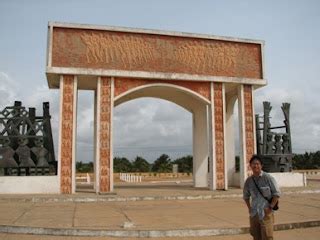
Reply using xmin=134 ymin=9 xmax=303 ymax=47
xmin=243 ymin=155 xmax=281 ymax=240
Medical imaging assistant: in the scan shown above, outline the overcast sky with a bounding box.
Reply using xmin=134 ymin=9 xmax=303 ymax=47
xmin=0 ymin=0 xmax=319 ymax=163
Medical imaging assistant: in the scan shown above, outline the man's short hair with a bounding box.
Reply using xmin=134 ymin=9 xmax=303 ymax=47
xmin=249 ymin=155 xmax=263 ymax=165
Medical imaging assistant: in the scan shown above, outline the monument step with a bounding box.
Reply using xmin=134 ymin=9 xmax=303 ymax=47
xmin=0 ymin=220 xmax=319 ymax=238
xmin=0 ymin=188 xmax=319 ymax=203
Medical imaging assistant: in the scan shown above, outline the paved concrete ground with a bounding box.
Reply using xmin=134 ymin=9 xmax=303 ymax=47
xmin=0 ymin=180 xmax=319 ymax=238
xmin=1 ymin=227 xmax=320 ymax=240
xmin=0 ymin=192 xmax=319 ymax=230
xmin=0 ymin=190 xmax=319 ymax=237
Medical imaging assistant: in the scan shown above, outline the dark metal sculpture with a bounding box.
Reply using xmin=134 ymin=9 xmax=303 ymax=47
xmin=0 ymin=101 xmax=57 ymax=176
xmin=0 ymin=138 xmax=18 ymax=176
xmin=255 ymin=102 xmax=293 ymax=172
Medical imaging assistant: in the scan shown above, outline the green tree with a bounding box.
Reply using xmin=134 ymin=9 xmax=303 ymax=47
xmin=76 ymin=161 xmax=83 ymax=171
xmin=114 ymin=157 xmax=132 ymax=172
xmin=152 ymin=154 xmax=172 ymax=172
xmin=292 ymin=151 xmax=320 ymax=170
xmin=76 ymin=161 xmax=94 ymax=173
xmin=132 ymin=156 xmax=150 ymax=172
xmin=173 ymin=155 xmax=193 ymax=173
xmin=313 ymin=151 xmax=320 ymax=169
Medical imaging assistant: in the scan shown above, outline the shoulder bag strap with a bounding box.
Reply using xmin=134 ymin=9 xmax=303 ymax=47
xmin=252 ymin=177 xmax=269 ymax=202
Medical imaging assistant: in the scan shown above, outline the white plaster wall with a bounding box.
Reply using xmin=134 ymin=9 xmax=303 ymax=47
xmin=225 ymin=95 xmax=237 ymax=187
xmin=230 ymin=172 xmax=306 ymax=188
xmin=231 ymin=172 xmax=240 ymax=187
xmin=208 ymin=104 xmax=215 ymax=190
xmin=237 ymin=85 xmax=247 ymax=188
xmin=269 ymin=172 xmax=307 ymax=187
xmin=226 ymin=113 xmax=235 ymax=185
xmin=0 ymin=176 xmax=60 ymax=194
xmin=193 ymin=105 xmax=209 ymax=187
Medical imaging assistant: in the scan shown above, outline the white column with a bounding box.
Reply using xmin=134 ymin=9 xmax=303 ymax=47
xmin=193 ymin=104 xmax=209 ymax=188
xmin=208 ymin=83 xmax=216 ymax=190
xmin=57 ymin=76 xmax=63 ymax=192
xmin=86 ymin=173 xmax=91 ymax=184
xmin=93 ymin=86 xmax=97 ymax=190
xmin=225 ymin=95 xmax=237 ymax=187
xmin=71 ymin=76 xmax=78 ymax=194
xmin=222 ymin=83 xmax=227 ymax=190
xmin=110 ymin=77 xmax=114 ymax=191
xmin=238 ymin=85 xmax=247 ymax=188
xmin=251 ymin=87 xmax=257 ymax=154
xmin=95 ymin=77 xmax=101 ymax=193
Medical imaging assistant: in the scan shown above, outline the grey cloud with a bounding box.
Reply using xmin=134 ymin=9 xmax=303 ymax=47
xmin=152 ymin=100 xmax=190 ymax=122
xmin=0 ymin=72 xmax=18 ymax=107
xmin=113 ymin=98 xmax=192 ymax=161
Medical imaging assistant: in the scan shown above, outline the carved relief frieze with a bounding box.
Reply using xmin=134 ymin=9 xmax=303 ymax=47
xmin=80 ymin=33 xmax=155 ymax=65
xmin=52 ymin=28 xmax=262 ymax=79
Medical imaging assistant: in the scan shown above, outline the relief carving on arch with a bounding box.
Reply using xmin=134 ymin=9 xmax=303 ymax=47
xmin=51 ymin=28 xmax=262 ymax=79
xmin=80 ymin=33 xmax=155 ymax=65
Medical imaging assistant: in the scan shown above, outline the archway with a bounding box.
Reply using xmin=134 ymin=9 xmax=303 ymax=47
xmin=114 ymin=83 xmax=210 ymax=188
xmin=46 ymin=22 xmax=265 ymax=194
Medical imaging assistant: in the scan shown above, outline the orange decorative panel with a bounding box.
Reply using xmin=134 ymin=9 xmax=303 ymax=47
xmin=99 ymin=77 xmax=112 ymax=192
xmin=60 ymin=75 xmax=74 ymax=194
xmin=244 ymin=85 xmax=254 ymax=174
xmin=213 ymin=83 xmax=225 ymax=190
xmin=114 ymin=78 xmax=210 ymax=100
xmin=51 ymin=27 xmax=263 ymax=79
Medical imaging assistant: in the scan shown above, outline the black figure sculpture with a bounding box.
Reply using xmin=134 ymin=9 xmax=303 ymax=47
xmin=0 ymin=101 xmax=56 ymax=176
xmin=0 ymin=138 xmax=18 ymax=175
xmin=16 ymin=138 xmax=35 ymax=175
xmin=32 ymin=138 xmax=49 ymax=175
xmin=255 ymin=102 xmax=293 ymax=172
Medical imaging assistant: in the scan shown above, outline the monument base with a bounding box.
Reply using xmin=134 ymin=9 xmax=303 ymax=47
xmin=269 ymin=172 xmax=307 ymax=187
xmin=230 ymin=172 xmax=307 ymax=188
xmin=0 ymin=176 xmax=59 ymax=194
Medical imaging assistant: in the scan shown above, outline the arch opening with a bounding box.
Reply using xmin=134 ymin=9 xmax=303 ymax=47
xmin=75 ymin=90 xmax=95 ymax=193
xmin=113 ymin=83 xmax=210 ymax=188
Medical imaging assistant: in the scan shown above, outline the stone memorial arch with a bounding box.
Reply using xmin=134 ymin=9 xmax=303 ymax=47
xmin=46 ymin=22 xmax=266 ymax=194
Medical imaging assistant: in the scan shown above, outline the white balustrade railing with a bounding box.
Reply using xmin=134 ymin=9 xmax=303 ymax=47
xmin=76 ymin=173 xmax=91 ymax=184
xmin=119 ymin=173 xmax=142 ymax=183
